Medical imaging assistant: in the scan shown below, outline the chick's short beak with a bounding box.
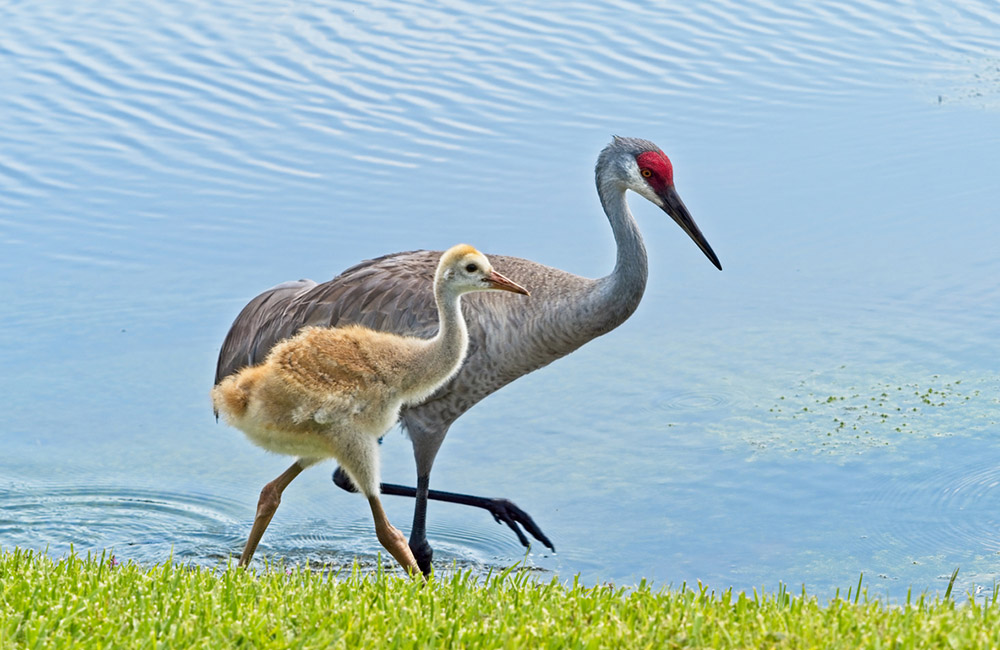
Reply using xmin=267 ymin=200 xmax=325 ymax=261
xmin=486 ymin=269 xmax=529 ymax=295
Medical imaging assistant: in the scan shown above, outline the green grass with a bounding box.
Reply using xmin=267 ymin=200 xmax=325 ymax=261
xmin=2 ymin=549 xmax=999 ymax=649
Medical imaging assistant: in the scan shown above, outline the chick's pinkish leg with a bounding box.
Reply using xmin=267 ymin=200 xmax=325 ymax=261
xmin=368 ymin=495 xmax=420 ymax=576
xmin=336 ymin=434 xmax=420 ymax=576
xmin=239 ymin=460 xmax=306 ymax=567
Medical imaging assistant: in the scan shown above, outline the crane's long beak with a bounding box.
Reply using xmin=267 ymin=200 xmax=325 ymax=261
xmin=660 ymin=185 xmax=722 ymax=270
xmin=486 ymin=270 xmax=530 ymax=295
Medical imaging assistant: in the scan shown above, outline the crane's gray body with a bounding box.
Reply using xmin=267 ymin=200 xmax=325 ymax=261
xmin=213 ymin=136 xmax=719 ymax=565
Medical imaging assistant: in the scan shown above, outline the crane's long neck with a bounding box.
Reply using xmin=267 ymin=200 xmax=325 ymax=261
xmin=587 ymin=178 xmax=648 ymax=330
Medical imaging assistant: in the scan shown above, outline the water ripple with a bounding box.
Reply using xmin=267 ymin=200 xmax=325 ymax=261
xmin=2 ymin=0 xmax=999 ymax=595
xmin=223 ymin=513 xmax=530 ymax=572
xmin=4 ymin=0 xmax=996 ymax=224
xmin=0 ymin=482 xmax=245 ymax=561
xmin=651 ymin=390 xmax=735 ymax=413
xmin=863 ymin=461 xmax=1000 ymax=558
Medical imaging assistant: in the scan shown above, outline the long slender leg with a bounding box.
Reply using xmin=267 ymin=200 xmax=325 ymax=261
xmin=332 ymin=436 xmax=419 ymax=576
xmin=368 ymin=494 xmax=420 ymax=576
xmin=239 ymin=461 xmax=305 ymax=567
xmin=332 ymin=467 xmax=555 ymax=554
xmin=407 ymin=474 xmax=433 ymax=575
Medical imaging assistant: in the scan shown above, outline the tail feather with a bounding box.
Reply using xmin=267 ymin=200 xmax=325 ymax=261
xmin=211 ymin=367 xmax=263 ymax=420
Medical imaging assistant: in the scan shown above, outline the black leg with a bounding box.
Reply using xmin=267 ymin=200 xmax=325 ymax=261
xmin=408 ymin=474 xmax=433 ymax=575
xmin=332 ymin=466 xmax=555 ymax=554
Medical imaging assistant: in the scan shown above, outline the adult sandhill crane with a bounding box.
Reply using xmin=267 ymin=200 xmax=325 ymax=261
xmin=212 ymin=245 xmax=529 ymax=571
xmin=215 ymin=136 xmax=721 ymax=574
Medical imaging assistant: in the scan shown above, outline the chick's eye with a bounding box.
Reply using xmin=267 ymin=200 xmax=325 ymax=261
xmin=641 ymin=169 xmax=652 ymax=178
xmin=465 ymin=263 xmax=478 ymax=272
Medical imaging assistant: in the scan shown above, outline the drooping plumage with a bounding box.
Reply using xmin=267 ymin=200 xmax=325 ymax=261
xmin=212 ymin=245 xmax=528 ymax=571
xmin=214 ymin=136 xmax=721 ymax=574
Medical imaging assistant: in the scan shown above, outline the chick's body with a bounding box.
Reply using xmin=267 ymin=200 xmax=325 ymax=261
xmin=210 ymin=244 xmax=529 ymax=572
xmin=214 ymin=324 xmax=460 ymax=492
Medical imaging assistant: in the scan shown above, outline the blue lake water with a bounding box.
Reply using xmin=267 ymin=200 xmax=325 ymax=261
xmin=1 ymin=0 xmax=999 ymax=600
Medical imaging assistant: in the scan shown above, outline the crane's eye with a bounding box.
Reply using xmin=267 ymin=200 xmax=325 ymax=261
xmin=465 ymin=263 xmax=478 ymax=272
xmin=641 ymin=169 xmax=652 ymax=178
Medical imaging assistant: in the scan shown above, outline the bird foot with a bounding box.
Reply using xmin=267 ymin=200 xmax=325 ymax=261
xmin=376 ymin=524 xmax=419 ymax=575
xmin=409 ymin=538 xmax=434 ymax=576
xmin=483 ymin=498 xmax=556 ymax=553
xmin=332 ymin=467 xmax=556 ymax=554
xmin=332 ymin=466 xmax=359 ymax=493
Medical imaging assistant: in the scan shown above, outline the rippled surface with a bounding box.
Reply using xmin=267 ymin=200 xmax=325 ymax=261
xmin=2 ymin=0 xmax=999 ymax=599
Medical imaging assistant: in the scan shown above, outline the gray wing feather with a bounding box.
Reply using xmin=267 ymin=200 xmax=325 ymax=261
xmin=214 ymin=250 xmax=442 ymax=384
xmin=214 ymin=279 xmax=317 ymax=384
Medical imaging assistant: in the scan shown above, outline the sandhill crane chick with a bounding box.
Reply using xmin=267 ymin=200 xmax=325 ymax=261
xmin=212 ymin=244 xmax=529 ymax=573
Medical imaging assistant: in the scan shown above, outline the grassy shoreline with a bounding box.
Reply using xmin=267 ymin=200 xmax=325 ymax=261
xmin=1 ymin=548 xmax=998 ymax=649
